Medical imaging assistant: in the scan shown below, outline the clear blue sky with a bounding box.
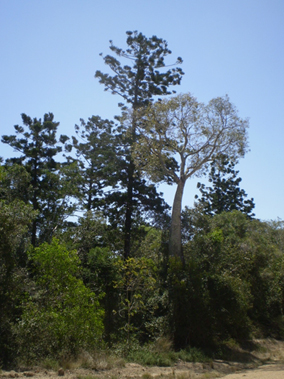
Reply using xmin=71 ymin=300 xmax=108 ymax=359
xmin=0 ymin=0 xmax=283 ymax=221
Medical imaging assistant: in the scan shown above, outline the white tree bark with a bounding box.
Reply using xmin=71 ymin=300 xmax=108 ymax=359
xmin=169 ymin=179 xmax=185 ymax=262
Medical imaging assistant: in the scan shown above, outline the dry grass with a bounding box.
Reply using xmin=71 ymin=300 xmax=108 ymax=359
xmin=61 ymin=351 xmax=125 ymax=371
xmin=257 ymin=339 xmax=284 ymax=361
xmin=153 ymin=337 xmax=173 ymax=353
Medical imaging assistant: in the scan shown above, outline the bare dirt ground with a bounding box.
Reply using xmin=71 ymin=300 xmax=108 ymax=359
xmin=220 ymin=363 xmax=284 ymax=379
xmin=2 ymin=339 xmax=284 ymax=379
xmin=2 ymin=362 xmax=284 ymax=379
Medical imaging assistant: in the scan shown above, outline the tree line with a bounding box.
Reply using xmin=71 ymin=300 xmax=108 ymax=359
xmin=0 ymin=31 xmax=283 ymax=368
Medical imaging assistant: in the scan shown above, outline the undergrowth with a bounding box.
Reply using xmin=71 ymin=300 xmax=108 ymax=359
xmin=112 ymin=337 xmax=210 ymax=367
xmin=126 ymin=347 xmax=209 ymax=366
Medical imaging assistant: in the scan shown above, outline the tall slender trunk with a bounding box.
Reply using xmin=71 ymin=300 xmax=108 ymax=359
xmin=31 ymin=157 xmax=39 ymax=247
xmin=123 ymin=91 xmax=138 ymax=260
xmin=87 ymin=177 xmax=93 ymax=211
xmin=31 ymin=218 xmax=37 ymax=247
xmin=124 ymin=159 xmax=134 ymax=260
xmin=169 ymin=179 xmax=185 ymax=263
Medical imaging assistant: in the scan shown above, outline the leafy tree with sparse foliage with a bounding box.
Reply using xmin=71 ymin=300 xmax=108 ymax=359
xmin=133 ymin=93 xmax=249 ymax=262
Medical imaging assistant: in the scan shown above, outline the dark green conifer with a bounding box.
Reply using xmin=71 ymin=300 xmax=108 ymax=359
xmin=2 ymin=113 xmax=72 ymax=245
xmin=195 ymin=155 xmax=255 ymax=218
xmin=95 ymin=31 xmax=183 ymax=258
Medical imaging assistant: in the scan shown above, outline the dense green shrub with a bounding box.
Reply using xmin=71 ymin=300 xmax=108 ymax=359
xmin=14 ymin=239 xmax=104 ymax=361
xmin=170 ymin=211 xmax=284 ymax=348
xmin=0 ymin=198 xmax=36 ymax=368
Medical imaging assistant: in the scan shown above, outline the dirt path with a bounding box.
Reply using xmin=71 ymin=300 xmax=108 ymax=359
xmin=222 ymin=363 xmax=284 ymax=379
xmin=2 ymin=362 xmax=284 ymax=379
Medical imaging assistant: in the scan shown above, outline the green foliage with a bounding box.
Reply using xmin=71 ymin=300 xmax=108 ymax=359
xmin=63 ymin=211 xmax=111 ymax=263
xmin=95 ymin=30 xmax=184 ymax=109
xmin=113 ymin=257 xmax=157 ymax=344
xmin=57 ymin=211 xmax=124 ymax=343
xmin=70 ymin=116 xmax=117 ymax=212
xmin=169 ymin=211 xmax=284 ymax=348
xmin=0 ymin=199 xmax=36 ymax=368
xmin=85 ymin=245 xmax=121 ymax=342
xmin=0 ymin=200 xmax=36 ymax=266
xmin=1 ymin=113 xmax=74 ymax=245
xmin=181 ymin=205 xmax=211 ymax=244
xmin=131 ymin=226 xmax=164 ymax=261
xmin=95 ymin=30 xmax=181 ymax=258
xmin=1 ymin=30 xmax=284 ymax=364
xmin=122 ymin=226 xmax=170 ymax=341
xmin=195 ymin=155 xmax=255 ymax=218
xmin=127 ymin=347 xmax=173 ymax=367
xmin=124 ymin=338 xmax=208 ymax=366
xmin=0 ymin=163 xmax=32 ymax=203
xmin=15 ymin=239 xmax=104 ymax=360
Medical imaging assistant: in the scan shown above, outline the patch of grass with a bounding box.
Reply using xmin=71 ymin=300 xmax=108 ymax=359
xmin=154 ymin=337 xmax=173 ymax=353
xmin=36 ymin=357 xmax=60 ymax=370
xmin=176 ymin=373 xmax=192 ymax=379
xmin=92 ymin=353 xmax=125 ymax=371
xmin=59 ymin=350 xmax=125 ymax=371
xmin=200 ymin=373 xmax=222 ymax=379
xmin=59 ymin=358 xmax=75 ymax=370
xmin=155 ymin=375 xmax=175 ymax=379
xmin=255 ymin=344 xmax=268 ymax=354
xmin=127 ymin=349 xmax=174 ymax=366
xmin=142 ymin=373 xmax=153 ymax=379
xmin=124 ymin=338 xmax=210 ymax=367
xmin=177 ymin=347 xmax=210 ymax=363
xmin=224 ymin=338 xmax=240 ymax=350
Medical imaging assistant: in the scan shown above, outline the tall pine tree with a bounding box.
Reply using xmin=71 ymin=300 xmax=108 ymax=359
xmin=2 ymin=113 xmax=73 ymax=245
xmin=95 ymin=30 xmax=183 ymax=258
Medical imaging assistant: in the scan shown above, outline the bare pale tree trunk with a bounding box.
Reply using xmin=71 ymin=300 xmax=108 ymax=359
xmin=169 ymin=179 xmax=185 ymax=263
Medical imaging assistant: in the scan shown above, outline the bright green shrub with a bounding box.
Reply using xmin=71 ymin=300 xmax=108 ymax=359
xmin=15 ymin=239 xmax=104 ymax=360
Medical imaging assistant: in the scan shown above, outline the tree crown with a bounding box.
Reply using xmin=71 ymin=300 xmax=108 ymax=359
xmin=133 ymin=93 xmax=249 ymax=184
xmin=95 ymin=30 xmax=184 ymax=109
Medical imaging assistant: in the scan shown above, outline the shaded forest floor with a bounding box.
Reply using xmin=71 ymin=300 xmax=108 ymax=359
xmin=2 ymin=339 xmax=284 ymax=379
